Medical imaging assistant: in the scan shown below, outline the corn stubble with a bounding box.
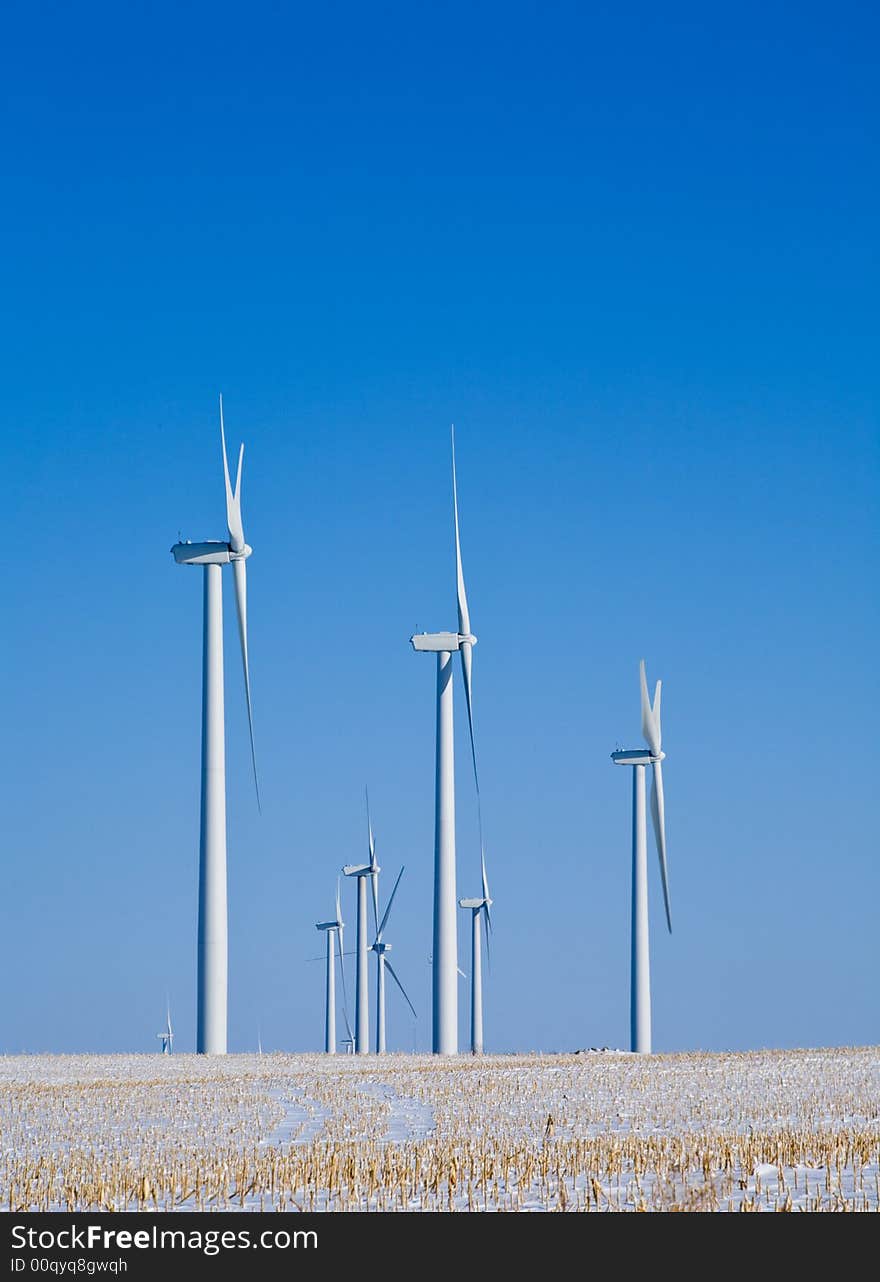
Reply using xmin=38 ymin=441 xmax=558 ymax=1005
xmin=1 ymin=1047 xmax=878 ymax=1212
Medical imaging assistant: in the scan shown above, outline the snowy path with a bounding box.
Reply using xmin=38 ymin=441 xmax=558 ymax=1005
xmin=261 ymin=1088 xmax=328 ymax=1148
xmin=358 ymin=1080 xmax=436 ymax=1142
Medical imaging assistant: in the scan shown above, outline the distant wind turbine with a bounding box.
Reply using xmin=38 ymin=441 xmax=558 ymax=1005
xmin=315 ymin=879 xmax=353 ymax=1054
xmin=171 ymin=397 xmax=260 ymax=1055
xmin=370 ymin=866 xmax=417 ymax=1053
xmin=459 ymin=848 xmax=493 ymax=1054
xmin=410 ymin=427 xmax=481 ymax=1053
xmin=342 ymin=791 xmax=380 ymax=1054
xmin=611 ymin=660 xmax=672 ymax=1054
xmin=157 ymin=1000 xmax=173 ymax=1055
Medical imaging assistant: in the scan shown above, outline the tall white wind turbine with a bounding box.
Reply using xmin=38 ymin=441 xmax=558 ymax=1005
xmin=370 ymin=866 xmax=418 ymax=1053
xmin=342 ymin=791 xmax=380 ymax=1054
xmin=458 ymin=848 xmax=493 ymax=1055
xmin=156 ymin=1000 xmax=174 ymax=1054
xmin=611 ymin=660 xmax=672 ymax=1054
xmin=315 ymin=879 xmax=353 ymax=1054
xmin=171 ymin=396 xmax=260 ymax=1055
xmin=410 ymin=428 xmax=481 ymax=1054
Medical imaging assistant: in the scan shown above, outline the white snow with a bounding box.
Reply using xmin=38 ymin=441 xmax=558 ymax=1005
xmin=1 ymin=1047 xmax=877 ymax=1212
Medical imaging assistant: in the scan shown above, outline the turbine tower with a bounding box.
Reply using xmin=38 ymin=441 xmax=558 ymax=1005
xmin=370 ymin=866 xmax=418 ymax=1053
xmin=171 ymin=397 xmax=259 ymax=1055
xmin=156 ymin=1001 xmax=174 ymax=1054
xmin=611 ymin=659 xmax=672 ymax=1054
xmin=458 ymin=848 xmax=493 ymax=1054
xmin=342 ymin=791 xmax=380 ymax=1054
xmin=315 ymin=879 xmax=353 ymax=1054
xmin=410 ymin=428 xmax=481 ymax=1054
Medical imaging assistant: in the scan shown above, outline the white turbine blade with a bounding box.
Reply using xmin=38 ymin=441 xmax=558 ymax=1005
xmin=640 ymin=659 xmax=661 ymax=755
xmin=370 ymin=871 xmax=379 ymax=936
xmin=480 ymin=846 xmax=492 ymax=932
xmin=335 ymin=877 xmax=343 ymax=927
xmin=232 ymin=557 xmax=260 ymax=810
xmin=376 ymin=866 xmax=404 ymax=943
xmin=366 ymin=785 xmax=375 ymax=863
xmin=452 ymin=426 xmax=481 ymax=801
xmin=457 ymin=966 xmax=468 ymax=980
xmin=384 ymin=959 xmax=418 ymax=1021
xmin=482 ymin=903 xmax=492 ymax=974
xmin=336 ymin=930 xmax=354 ymax=1042
xmin=650 ymin=760 xmax=672 ymax=933
xmin=461 ymin=640 xmax=480 ymax=794
xmin=219 ymin=395 xmax=245 ymax=553
xmin=365 ymin=789 xmax=379 ymax=932
xmin=451 ymin=425 xmax=470 ymax=636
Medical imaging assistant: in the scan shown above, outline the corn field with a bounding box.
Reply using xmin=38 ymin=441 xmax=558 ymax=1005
xmin=1 ymin=1047 xmax=878 ymax=1212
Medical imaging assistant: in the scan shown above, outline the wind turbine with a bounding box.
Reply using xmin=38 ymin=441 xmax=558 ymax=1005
xmin=370 ymin=866 xmax=418 ymax=1053
xmin=171 ymin=396 xmax=260 ymax=1055
xmin=410 ymin=427 xmax=481 ymax=1054
xmin=611 ymin=659 xmax=672 ymax=1054
xmin=458 ymin=849 xmax=493 ymax=1054
xmin=315 ymin=879 xmax=353 ymax=1054
xmin=156 ymin=1000 xmax=173 ymax=1054
xmin=342 ymin=791 xmax=380 ymax=1054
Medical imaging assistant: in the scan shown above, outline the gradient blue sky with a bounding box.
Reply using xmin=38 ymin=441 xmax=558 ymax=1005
xmin=2 ymin=1 xmax=877 ymax=1054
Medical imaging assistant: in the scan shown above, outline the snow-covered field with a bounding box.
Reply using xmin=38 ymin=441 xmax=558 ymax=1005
xmin=2 ymin=1047 xmax=878 ymax=1212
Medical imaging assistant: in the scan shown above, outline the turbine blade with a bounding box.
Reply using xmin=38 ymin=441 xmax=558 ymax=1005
xmin=650 ymin=760 xmax=672 ymax=933
xmin=366 ymin=786 xmax=375 ymax=863
xmin=336 ymin=929 xmax=354 ymax=1042
xmin=219 ymin=395 xmax=245 ymax=553
xmin=232 ymin=557 xmax=261 ymax=810
xmin=481 ymin=845 xmax=492 ymax=933
xmin=335 ymin=876 xmax=342 ymax=927
xmin=452 ymin=426 xmax=481 ymax=802
xmin=384 ymin=960 xmax=418 ymax=1021
xmin=461 ymin=640 xmax=480 ymax=795
xmin=482 ymin=903 xmax=491 ymax=974
xmin=370 ymin=872 xmax=379 ymax=937
xmin=451 ymin=425 xmax=470 ymax=637
xmin=376 ymin=866 xmax=404 ymax=942
xmin=640 ymin=659 xmax=661 ymax=756
xmin=365 ymin=789 xmax=379 ymax=932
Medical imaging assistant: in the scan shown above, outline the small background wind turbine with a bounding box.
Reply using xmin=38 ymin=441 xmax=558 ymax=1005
xmin=170 ymin=397 xmax=260 ymax=1055
xmin=459 ymin=849 xmax=493 ymax=1054
xmin=370 ymin=866 xmax=417 ymax=1053
xmin=156 ymin=1001 xmax=173 ymax=1054
xmin=611 ymin=660 xmax=672 ymax=1054
xmin=315 ymin=879 xmax=353 ymax=1054
xmin=342 ymin=791 xmax=380 ymax=1054
xmin=410 ymin=428 xmax=482 ymax=1054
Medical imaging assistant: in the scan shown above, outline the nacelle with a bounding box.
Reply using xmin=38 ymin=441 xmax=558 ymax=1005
xmin=171 ymin=540 xmax=231 ymax=566
xmin=611 ymin=749 xmax=662 ymax=765
xmin=410 ymin=631 xmax=478 ymax=653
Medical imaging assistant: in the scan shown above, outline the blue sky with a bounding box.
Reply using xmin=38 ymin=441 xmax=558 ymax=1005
xmin=2 ymin=1 xmax=877 ymax=1054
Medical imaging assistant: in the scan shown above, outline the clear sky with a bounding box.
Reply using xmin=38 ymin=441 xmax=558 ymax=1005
xmin=2 ymin=1 xmax=877 ymax=1055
